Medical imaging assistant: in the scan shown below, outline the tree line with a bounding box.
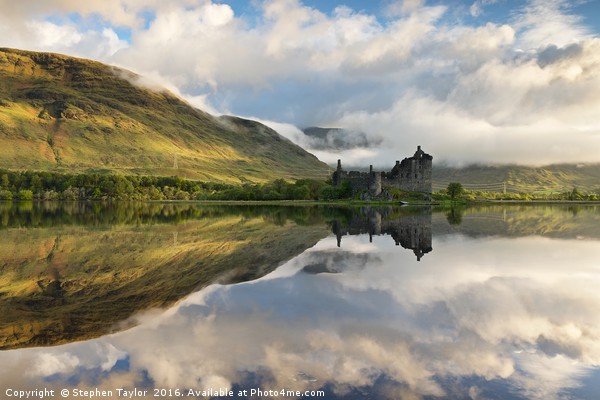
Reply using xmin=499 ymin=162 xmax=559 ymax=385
xmin=2 ymin=171 xmax=594 ymax=203
xmin=0 ymin=170 xmax=353 ymax=201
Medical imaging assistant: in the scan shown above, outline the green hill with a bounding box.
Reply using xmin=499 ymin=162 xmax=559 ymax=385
xmin=0 ymin=48 xmax=329 ymax=183
xmin=433 ymin=164 xmax=600 ymax=193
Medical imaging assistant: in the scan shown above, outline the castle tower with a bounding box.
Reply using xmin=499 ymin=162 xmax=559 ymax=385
xmin=369 ymin=171 xmax=382 ymax=196
xmin=333 ymin=159 xmax=344 ymax=186
xmin=414 ymin=145 xmax=424 ymax=157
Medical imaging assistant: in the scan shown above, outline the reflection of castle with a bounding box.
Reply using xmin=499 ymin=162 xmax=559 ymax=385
xmin=332 ymin=207 xmax=433 ymax=261
xmin=332 ymin=146 xmax=433 ymax=198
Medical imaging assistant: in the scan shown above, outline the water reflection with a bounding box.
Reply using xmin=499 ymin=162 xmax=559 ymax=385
xmin=433 ymin=204 xmax=600 ymax=239
xmin=0 ymin=202 xmax=332 ymax=349
xmin=0 ymin=201 xmax=343 ymax=228
xmin=1 ymin=203 xmax=600 ymax=399
xmin=445 ymin=206 xmax=464 ymax=225
xmin=332 ymin=206 xmax=432 ymax=260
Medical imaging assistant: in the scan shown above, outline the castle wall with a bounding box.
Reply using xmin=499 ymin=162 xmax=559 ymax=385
xmin=346 ymin=171 xmax=372 ymax=192
xmin=333 ymin=146 xmax=433 ymax=196
xmin=333 ymin=168 xmax=382 ymax=196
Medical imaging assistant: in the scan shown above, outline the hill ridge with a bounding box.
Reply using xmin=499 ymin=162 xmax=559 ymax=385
xmin=0 ymin=48 xmax=329 ymax=182
xmin=432 ymin=163 xmax=600 ymax=193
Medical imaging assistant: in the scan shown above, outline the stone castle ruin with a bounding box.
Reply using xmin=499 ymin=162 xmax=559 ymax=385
xmin=332 ymin=146 xmax=433 ymax=198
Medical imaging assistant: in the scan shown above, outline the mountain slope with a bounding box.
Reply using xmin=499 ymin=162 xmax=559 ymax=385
xmin=433 ymin=164 xmax=600 ymax=193
xmin=0 ymin=48 xmax=329 ymax=182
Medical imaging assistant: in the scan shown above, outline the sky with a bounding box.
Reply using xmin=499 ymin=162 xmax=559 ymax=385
xmin=1 ymin=0 xmax=600 ymax=166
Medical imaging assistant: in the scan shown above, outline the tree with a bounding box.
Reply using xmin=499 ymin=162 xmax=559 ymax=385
xmin=30 ymin=174 xmax=42 ymax=194
xmin=446 ymin=182 xmax=464 ymax=201
xmin=1 ymin=174 xmax=9 ymax=189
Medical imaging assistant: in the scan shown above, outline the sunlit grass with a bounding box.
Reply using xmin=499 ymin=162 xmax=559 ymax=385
xmin=0 ymin=48 xmax=330 ymax=183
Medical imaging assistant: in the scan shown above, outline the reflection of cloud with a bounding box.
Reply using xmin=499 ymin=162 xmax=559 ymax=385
xmin=1 ymin=233 xmax=599 ymax=399
xmin=300 ymin=250 xmax=380 ymax=274
xmin=29 ymin=352 xmax=79 ymax=376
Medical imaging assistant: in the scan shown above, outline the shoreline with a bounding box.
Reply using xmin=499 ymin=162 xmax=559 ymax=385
xmin=3 ymin=199 xmax=599 ymax=206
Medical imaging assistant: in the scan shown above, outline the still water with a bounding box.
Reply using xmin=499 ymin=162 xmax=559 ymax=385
xmin=0 ymin=202 xmax=599 ymax=399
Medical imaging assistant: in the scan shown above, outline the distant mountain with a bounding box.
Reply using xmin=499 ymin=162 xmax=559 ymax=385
xmin=433 ymin=163 xmax=600 ymax=193
xmin=302 ymin=126 xmax=381 ymax=150
xmin=0 ymin=48 xmax=329 ymax=182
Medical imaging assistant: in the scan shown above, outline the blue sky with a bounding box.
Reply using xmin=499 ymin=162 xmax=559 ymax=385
xmin=1 ymin=0 xmax=600 ymax=166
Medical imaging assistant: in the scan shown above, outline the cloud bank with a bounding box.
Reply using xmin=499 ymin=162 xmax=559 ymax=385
xmin=0 ymin=0 xmax=599 ymax=165
xmin=1 ymin=231 xmax=599 ymax=399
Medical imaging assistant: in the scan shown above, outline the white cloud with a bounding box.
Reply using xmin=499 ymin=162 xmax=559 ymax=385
xmin=0 ymin=0 xmax=181 ymax=28
xmin=386 ymin=0 xmax=426 ymax=16
xmin=25 ymin=21 xmax=83 ymax=48
xmin=0 ymin=0 xmax=598 ymax=165
xmin=514 ymin=0 xmax=592 ymax=49
xmin=469 ymin=0 xmax=498 ymax=18
xmin=250 ymin=118 xmax=306 ymax=143
xmin=2 ymin=14 xmax=128 ymax=60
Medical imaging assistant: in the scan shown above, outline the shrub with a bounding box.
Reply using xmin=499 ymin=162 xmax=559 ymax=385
xmin=18 ymin=190 xmax=34 ymax=200
xmin=0 ymin=189 xmax=13 ymax=200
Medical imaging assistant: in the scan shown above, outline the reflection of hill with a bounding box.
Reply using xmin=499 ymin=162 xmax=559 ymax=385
xmin=0 ymin=201 xmax=337 ymax=229
xmin=432 ymin=204 xmax=600 ymax=239
xmin=0 ymin=204 xmax=330 ymax=349
xmin=332 ymin=207 xmax=432 ymax=260
xmin=4 ymin=203 xmax=595 ymax=350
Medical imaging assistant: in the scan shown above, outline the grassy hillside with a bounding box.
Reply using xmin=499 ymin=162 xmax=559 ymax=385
xmin=433 ymin=164 xmax=600 ymax=193
xmin=0 ymin=48 xmax=329 ymax=182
